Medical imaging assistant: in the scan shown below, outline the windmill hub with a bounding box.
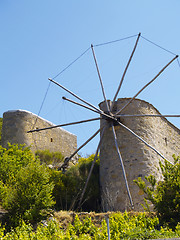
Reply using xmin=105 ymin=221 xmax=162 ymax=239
xmin=100 ymin=102 xmax=121 ymax=127
xmin=104 ymin=115 xmax=121 ymax=127
xmin=112 ymin=117 xmax=121 ymax=126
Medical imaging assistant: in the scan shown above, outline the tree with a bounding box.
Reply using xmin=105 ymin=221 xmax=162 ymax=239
xmin=0 ymin=118 xmax=2 ymax=145
xmin=51 ymin=154 xmax=100 ymax=212
xmin=134 ymin=155 xmax=180 ymax=229
xmin=0 ymin=144 xmax=54 ymax=227
xmin=35 ymin=149 xmax=64 ymax=166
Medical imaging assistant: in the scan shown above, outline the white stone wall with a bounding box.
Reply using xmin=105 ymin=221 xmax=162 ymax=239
xmin=2 ymin=110 xmax=77 ymax=161
xmin=99 ymin=98 xmax=180 ymax=211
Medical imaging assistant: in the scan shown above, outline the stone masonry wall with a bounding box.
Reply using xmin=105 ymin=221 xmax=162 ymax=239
xmin=99 ymin=98 xmax=180 ymax=212
xmin=1 ymin=110 xmax=77 ymax=161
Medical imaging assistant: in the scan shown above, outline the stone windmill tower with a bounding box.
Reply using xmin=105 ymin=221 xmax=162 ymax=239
xmin=99 ymin=98 xmax=180 ymax=211
xmin=29 ymin=33 xmax=180 ymax=211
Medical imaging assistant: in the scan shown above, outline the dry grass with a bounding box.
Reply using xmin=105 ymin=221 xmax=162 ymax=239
xmin=53 ymin=211 xmax=74 ymax=229
xmin=53 ymin=210 xmax=157 ymax=230
xmin=54 ymin=211 xmax=117 ymax=229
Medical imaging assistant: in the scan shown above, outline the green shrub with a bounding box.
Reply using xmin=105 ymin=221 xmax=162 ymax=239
xmin=1 ymin=220 xmax=66 ymax=240
xmin=134 ymin=154 xmax=180 ymax=229
xmin=67 ymin=212 xmax=180 ymax=239
xmin=35 ymin=149 xmax=64 ymax=165
xmin=0 ymin=144 xmax=34 ymax=183
xmin=0 ymin=212 xmax=178 ymax=239
xmin=0 ymin=144 xmax=55 ymax=227
xmin=50 ymin=154 xmax=100 ymax=212
xmin=0 ymin=118 xmax=2 ymax=145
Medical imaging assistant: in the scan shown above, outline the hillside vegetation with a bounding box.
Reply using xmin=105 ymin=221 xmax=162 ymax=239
xmin=135 ymin=155 xmax=180 ymax=229
xmin=0 ymin=132 xmax=180 ymax=238
xmin=0 ymin=211 xmax=180 ymax=239
xmin=0 ymin=144 xmax=100 ymax=228
xmin=0 ymin=118 xmax=2 ymax=144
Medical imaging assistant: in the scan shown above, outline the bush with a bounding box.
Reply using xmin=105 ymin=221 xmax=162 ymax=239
xmin=0 ymin=144 xmax=55 ymax=227
xmin=50 ymin=154 xmax=100 ymax=212
xmin=0 ymin=212 xmax=180 ymax=239
xmin=0 ymin=118 xmax=2 ymax=145
xmin=35 ymin=149 xmax=64 ymax=166
xmin=0 ymin=145 xmax=100 ymax=228
xmin=0 ymin=144 xmax=34 ymax=183
xmin=134 ymin=154 xmax=180 ymax=229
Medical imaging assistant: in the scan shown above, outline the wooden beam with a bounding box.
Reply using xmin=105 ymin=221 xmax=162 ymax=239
xmin=117 ymin=121 xmax=173 ymax=165
xmin=91 ymin=44 xmax=110 ymax=112
xmin=111 ymin=123 xmax=134 ymax=208
xmin=111 ymin=33 xmax=141 ymax=110
xmin=115 ymin=55 xmax=178 ymax=115
xmin=27 ymin=117 xmax=101 ymax=133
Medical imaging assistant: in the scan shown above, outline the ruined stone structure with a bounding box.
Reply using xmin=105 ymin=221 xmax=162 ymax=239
xmin=99 ymin=98 xmax=180 ymax=211
xmin=2 ymin=99 xmax=180 ymax=212
xmin=1 ymin=110 xmax=77 ymax=161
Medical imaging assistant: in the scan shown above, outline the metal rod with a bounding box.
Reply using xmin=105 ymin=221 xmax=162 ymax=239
xmin=49 ymin=78 xmax=122 ymax=124
xmin=111 ymin=33 xmax=141 ymax=110
xmin=111 ymin=124 xmax=134 ymax=208
xmin=49 ymin=78 xmax=104 ymax=115
xmin=62 ymin=96 xmax=100 ymax=115
xmin=106 ymin=216 xmax=111 ymax=240
xmin=117 ymin=121 xmax=173 ymax=165
xmin=77 ymin=125 xmax=106 ymax=209
xmin=27 ymin=117 xmax=101 ymax=133
xmin=65 ymin=127 xmax=101 ymax=162
xmin=63 ymin=96 xmax=118 ymax=123
xmin=91 ymin=44 xmax=110 ymax=112
xmin=116 ymin=114 xmax=180 ymax=118
xmin=115 ymin=55 xmax=178 ymax=115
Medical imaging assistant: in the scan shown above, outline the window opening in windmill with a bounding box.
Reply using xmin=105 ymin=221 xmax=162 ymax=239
xmin=50 ymin=137 xmax=53 ymax=142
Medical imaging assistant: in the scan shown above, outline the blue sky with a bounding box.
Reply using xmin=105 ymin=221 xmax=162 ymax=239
xmin=1 ymin=1 xmax=180 ymax=155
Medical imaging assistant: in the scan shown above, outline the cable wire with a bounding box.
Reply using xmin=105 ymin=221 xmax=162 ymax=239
xmin=177 ymin=58 xmax=180 ymax=68
xmin=31 ymin=81 xmax=51 ymax=130
xmin=51 ymin=34 xmax=179 ymax=81
xmin=32 ymin=34 xmax=180 ymax=131
xmin=94 ymin=34 xmax=138 ymax=47
xmin=141 ymin=35 xmax=177 ymax=56
xmin=52 ymin=47 xmax=91 ymax=80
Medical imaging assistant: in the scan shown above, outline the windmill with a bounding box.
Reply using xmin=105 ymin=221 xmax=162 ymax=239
xmin=28 ymin=33 xmax=180 ymax=212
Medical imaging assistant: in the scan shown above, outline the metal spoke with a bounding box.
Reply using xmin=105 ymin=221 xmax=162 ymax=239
xmin=63 ymin=96 xmax=118 ymax=123
xmin=117 ymin=120 xmax=173 ymax=164
xmin=91 ymin=44 xmax=110 ymax=112
xmin=115 ymin=55 xmax=178 ymax=115
xmin=60 ymin=126 xmax=104 ymax=167
xmin=111 ymin=33 xmax=141 ymax=111
xmin=77 ymin=125 xmax=107 ymax=209
xmin=49 ymin=78 xmax=104 ymax=115
xmin=27 ymin=117 xmax=101 ymax=133
xmin=116 ymin=114 xmax=180 ymax=118
xmin=62 ymin=96 xmax=101 ymax=115
xmin=111 ymin=123 xmax=134 ymax=208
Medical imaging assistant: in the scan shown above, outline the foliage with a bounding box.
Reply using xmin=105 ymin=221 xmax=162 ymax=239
xmin=35 ymin=149 xmax=64 ymax=165
xmin=0 ymin=212 xmax=180 ymax=239
xmin=0 ymin=144 xmax=34 ymax=183
xmin=0 ymin=144 xmax=55 ymax=227
xmin=50 ymin=154 xmax=100 ymax=212
xmin=0 ymin=117 xmax=2 ymax=145
xmin=134 ymin=154 xmax=180 ymax=229
xmin=0 ymin=144 xmax=100 ymax=229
